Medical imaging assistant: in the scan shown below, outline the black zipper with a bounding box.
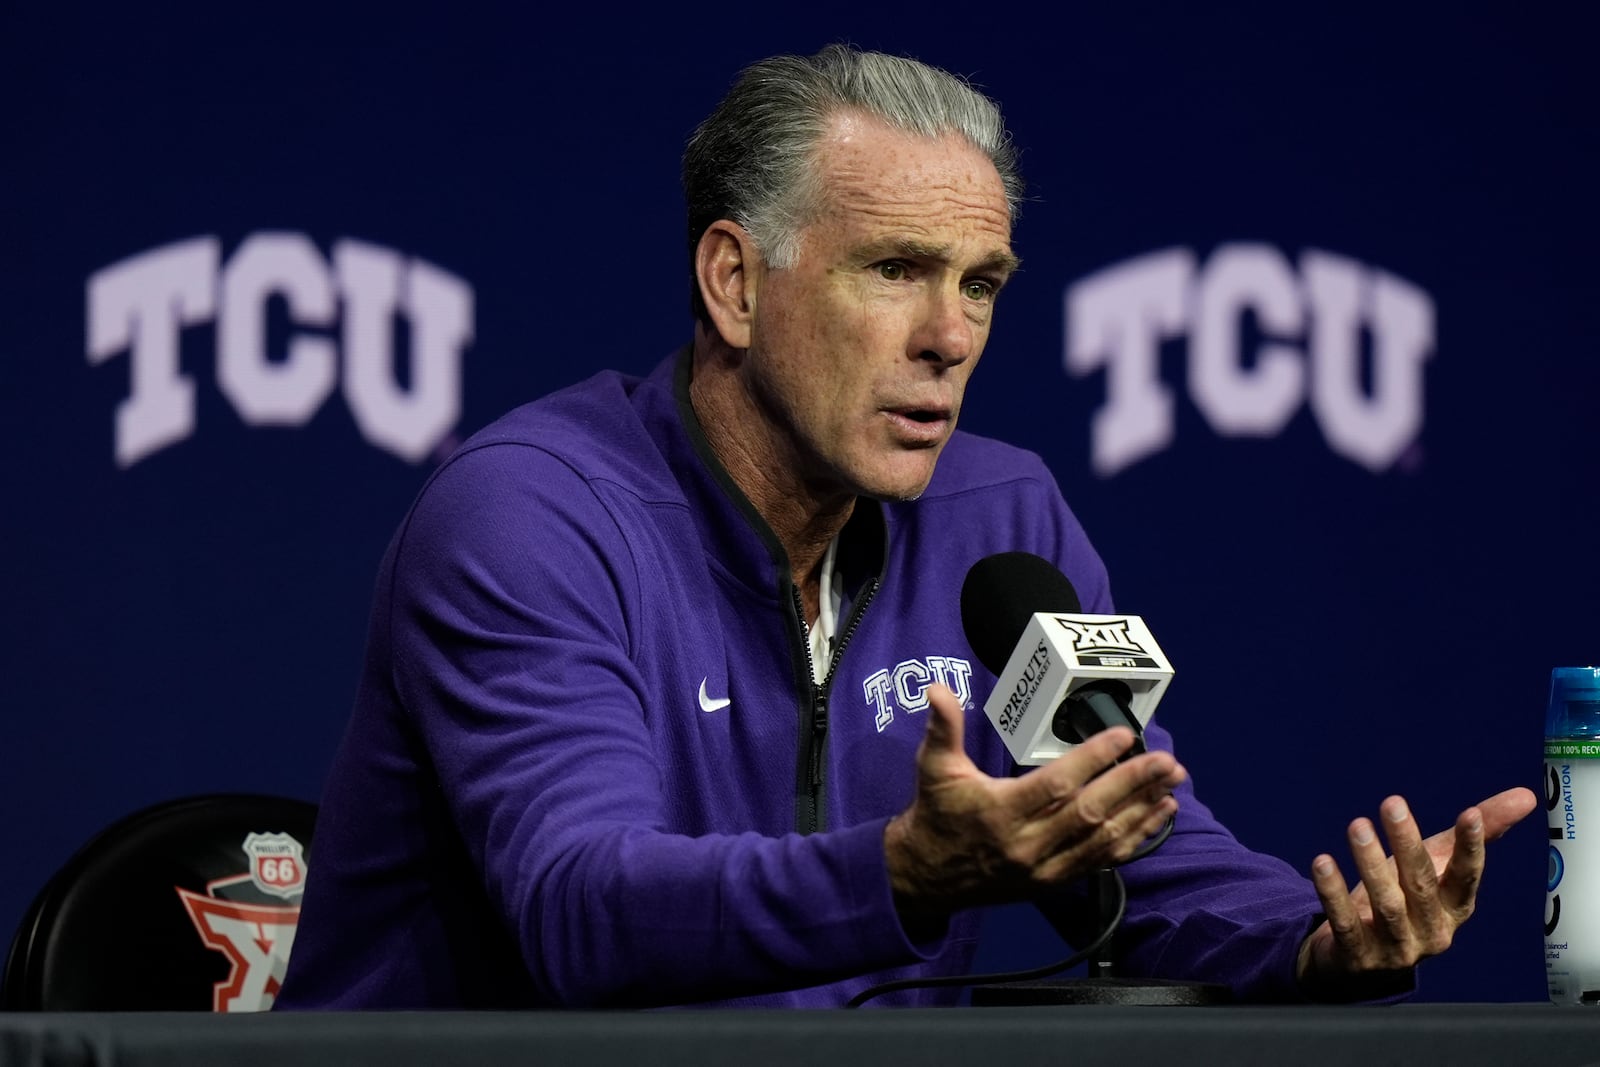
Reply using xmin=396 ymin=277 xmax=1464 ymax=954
xmin=792 ymin=577 xmax=880 ymax=834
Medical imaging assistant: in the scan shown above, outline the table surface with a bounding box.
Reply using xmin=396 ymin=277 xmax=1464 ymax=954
xmin=3 ymin=1004 xmax=1600 ymax=1067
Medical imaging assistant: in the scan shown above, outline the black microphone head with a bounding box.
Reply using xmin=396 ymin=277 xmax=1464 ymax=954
xmin=959 ymin=552 xmax=1083 ymax=675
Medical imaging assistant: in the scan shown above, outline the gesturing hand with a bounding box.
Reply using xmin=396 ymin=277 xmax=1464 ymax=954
xmin=1298 ymin=788 xmax=1537 ymax=995
xmin=883 ymin=684 xmax=1187 ymax=920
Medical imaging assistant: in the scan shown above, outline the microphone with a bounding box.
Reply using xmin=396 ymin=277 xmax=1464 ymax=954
xmin=949 ymin=553 xmax=1229 ymax=1007
xmin=849 ymin=552 xmax=1224 ymax=1006
xmin=959 ymin=552 xmax=1174 ymax=767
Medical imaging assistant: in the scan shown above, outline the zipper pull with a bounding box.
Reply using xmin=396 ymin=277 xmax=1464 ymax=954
xmin=810 ymin=692 xmax=829 ymax=787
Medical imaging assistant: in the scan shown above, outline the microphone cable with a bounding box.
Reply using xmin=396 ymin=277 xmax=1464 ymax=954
xmin=843 ymin=813 xmax=1174 ymax=1008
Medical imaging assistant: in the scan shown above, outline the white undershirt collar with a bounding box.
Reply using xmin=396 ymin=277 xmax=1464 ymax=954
xmin=807 ymin=535 xmax=841 ymax=686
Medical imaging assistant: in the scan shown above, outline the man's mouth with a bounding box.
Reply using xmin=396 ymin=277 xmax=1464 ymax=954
xmin=884 ymin=405 xmax=953 ymax=443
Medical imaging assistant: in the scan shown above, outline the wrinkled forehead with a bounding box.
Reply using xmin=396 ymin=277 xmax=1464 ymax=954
xmin=806 ymin=112 xmax=1014 ymax=251
xmin=815 ymin=109 xmax=1010 ymax=206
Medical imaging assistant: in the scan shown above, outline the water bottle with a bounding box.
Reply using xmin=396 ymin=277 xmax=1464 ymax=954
xmin=1545 ymin=666 xmax=1600 ymax=1005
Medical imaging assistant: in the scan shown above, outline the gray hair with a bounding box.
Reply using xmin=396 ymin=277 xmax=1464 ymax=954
xmin=683 ymin=44 xmax=1022 ymax=323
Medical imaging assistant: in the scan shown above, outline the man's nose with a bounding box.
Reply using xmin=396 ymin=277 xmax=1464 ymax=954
xmin=912 ymin=283 xmax=978 ymax=367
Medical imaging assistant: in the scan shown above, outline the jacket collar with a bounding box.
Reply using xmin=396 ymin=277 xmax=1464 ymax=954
xmin=634 ymin=348 xmax=885 ymax=606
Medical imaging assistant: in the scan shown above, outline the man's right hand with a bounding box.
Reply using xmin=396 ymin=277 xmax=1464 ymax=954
xmin=883 ymin=683 xmax=1186 ymax=921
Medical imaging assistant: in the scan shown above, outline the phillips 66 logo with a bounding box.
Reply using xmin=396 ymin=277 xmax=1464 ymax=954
xmin=243 ymin=831 xmax=307 ymax=899
xmin=1065 ymin=244 xmax=1434 ymax=476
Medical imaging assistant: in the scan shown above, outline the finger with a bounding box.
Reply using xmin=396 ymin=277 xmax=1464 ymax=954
xmin=1476 ymin=787 xmax=1537 ymax=841
xmin=1037 ymin=790 xmax=1178 ymax=881
xmin=1348 ymin=816 xmax=1412 ymax=946
xmin=1437 ymin=806 xmax=1486 ymax=917
xmin=1009 ymin=727 xmax=1144 ymax=815
xmin=917 ymin=685 xmax=971 ymax=771
xmin=1309 ymin=853 xmax=1366 ymax=961
xmin=1380 ymin=796 xmax=1443 ymax=935
xmin=1416 ymin=787 xmax=1534 ymax=870
xmin=1122 ymin=793 xmax=1179 ymax=854
xmin=1086 ymin=768 xmax=1180 ymax=842
xmin=1039 ymin=757 xmax=1182 ymax=866
xmin=1054 ymin=742 xmax=1182 ymax=825
xmin=1067 ymin=726 xmax=1143 ymax=781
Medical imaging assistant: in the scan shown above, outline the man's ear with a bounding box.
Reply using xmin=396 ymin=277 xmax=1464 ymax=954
xmin=694 ymin=220 xmax=760 ymax=350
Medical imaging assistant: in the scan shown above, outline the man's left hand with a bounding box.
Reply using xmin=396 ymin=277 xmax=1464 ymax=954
xmin=1297 ymin=787 xmax=1537 ymax=995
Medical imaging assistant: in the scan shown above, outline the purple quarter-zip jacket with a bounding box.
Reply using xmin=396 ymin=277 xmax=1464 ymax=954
xmin=277 ymin=350 xmax=1330 ymax=1009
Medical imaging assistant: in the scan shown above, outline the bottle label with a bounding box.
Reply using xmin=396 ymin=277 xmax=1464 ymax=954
xmin=1546 ymin=741 xmax=1600 ymax=759
xmin=1546 ymin=755 xmax=1600 ymax=1004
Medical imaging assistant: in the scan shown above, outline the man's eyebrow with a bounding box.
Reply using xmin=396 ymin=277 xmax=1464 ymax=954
xmin=855 ymin=238 xmax=1021 ymax=277
xmin=974 ymin=249 xmax=1022 ymax=278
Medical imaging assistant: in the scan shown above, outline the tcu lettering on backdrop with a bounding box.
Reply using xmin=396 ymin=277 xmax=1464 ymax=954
xmin=87 ymin=233 xmax=474 ymax=467
xmin=1064 ymin=245 xmax=1434 ymax=476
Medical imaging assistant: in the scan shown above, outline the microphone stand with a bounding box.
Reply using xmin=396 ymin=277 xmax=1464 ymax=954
xmin=973 ymin=696 xmax=1232 ymax=1007
xmin=842 ymin=659 xmax=1233 ymax=1010
xmin=969 ymin=867 xmax=1230 ymax=1006
xmin=1088 ymin=867 xmax=1120 ymax=981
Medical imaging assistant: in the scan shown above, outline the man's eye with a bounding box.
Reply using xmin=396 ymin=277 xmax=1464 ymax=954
xmin=963 ymin=280 xmax=996 ymax=302
xmin=877 ymin=262 xmax=907 ymax=281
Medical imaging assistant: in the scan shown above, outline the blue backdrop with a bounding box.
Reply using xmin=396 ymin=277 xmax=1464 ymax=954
xmin=4 ymin=5 xmax=1596 ymax=1003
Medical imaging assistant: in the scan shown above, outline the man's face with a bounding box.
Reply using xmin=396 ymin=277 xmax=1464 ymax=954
xmin=742 ymin=111 xmax=1017 ymax=503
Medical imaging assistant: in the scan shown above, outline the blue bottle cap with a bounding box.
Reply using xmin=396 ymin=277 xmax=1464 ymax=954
xmin=1547 ymin=666 xmax=1600 ymax=740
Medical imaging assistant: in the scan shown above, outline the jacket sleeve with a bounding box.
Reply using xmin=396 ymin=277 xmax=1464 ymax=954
xmin=387 ymin=442 xmax=938 ymax=1007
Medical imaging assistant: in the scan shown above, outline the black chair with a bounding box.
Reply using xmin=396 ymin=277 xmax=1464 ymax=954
xmin=2 ymin=793 xmax=317 ymax=1011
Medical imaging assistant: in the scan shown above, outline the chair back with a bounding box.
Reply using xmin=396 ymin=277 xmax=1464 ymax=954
xmin=1 ymin=793 xmax=316 ymax=1011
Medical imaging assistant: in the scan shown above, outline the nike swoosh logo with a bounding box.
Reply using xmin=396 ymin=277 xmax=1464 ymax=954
xmin=698 ymin=678 xmax=731 ymax=713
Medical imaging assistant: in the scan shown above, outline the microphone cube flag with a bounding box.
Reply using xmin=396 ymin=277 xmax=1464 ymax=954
xmin=984 ymin=613 xmax=1174 ymax=766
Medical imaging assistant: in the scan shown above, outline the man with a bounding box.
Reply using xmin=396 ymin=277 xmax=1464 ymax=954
xmin=278 ymin=45 xmax=1533 ymax=1010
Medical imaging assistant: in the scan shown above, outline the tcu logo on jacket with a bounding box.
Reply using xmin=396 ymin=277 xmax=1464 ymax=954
xmin=862 ymin=656 xmax=973 ymax=733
